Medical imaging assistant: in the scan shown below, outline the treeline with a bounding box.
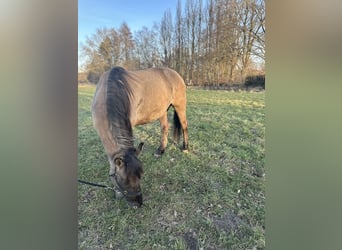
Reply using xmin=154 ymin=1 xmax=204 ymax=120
xmin=80 ymin=0 xmax=265 ymax=85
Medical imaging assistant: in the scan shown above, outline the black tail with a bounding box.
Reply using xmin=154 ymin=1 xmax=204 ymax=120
xmin=173 ymin=110 xmax=182 ymax=143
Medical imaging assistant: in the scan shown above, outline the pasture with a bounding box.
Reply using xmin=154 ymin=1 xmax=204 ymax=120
xmin=78 ymin=84 xmax=265 ymax=249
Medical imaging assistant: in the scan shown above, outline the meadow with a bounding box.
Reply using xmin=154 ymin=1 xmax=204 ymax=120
xmin=78 ymin=84 xmax=265 ymax=249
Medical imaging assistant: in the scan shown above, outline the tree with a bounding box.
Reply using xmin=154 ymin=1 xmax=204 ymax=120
xmin=159 ymin=9 xmax=173 ymax=67
xmin=119 ymin=22 xmax=135 ymax=69
xmin=134 ymin=26 xmax=160 ymax=68
xmin=80 ymin=28 xmax=111 ymax=82
xmin=237 ymin=0 xmax=264 ymax=79
xmin=252 ymin=0 xmax=265 ymax=61
xmin=174 ymin=0 xmax=183 ymax=74
xmin=190 ymin=0 xmax=204 ymax=84
xmin=80 ymin=23 xmax=136 ymax=83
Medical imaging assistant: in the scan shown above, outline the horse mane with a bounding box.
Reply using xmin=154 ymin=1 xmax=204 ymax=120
xmin=106 ymin=67 xmax=134 ymax=150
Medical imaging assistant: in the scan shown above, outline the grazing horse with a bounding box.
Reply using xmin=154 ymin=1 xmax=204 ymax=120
xmin=91 ymin=67 xmax=188 ymax=207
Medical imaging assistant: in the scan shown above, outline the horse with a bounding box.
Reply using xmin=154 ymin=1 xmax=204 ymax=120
xmin=91 ymin=67 xmax=189 ymax=207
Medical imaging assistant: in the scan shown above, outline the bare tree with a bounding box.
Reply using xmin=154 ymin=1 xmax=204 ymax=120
xmin=252 ymin=0 xmax=265 ymax=61
xmin=159 ymin=9 xmax=173 ymax=67
xmin=80 ymin=28 xmax=112 ymax=82
xmin=202 ymin=0 xmax=216 ymax=85
xmin=134 ymin=26 xmax=160 ymax=68
xmin=119 ymin=22 xmax=135 ymax=69
xmin=175 ymin=0 xmax=183 ymax=74
xmin=236 ymin=0 xmax=263 ymax=79
xmin=80 ymin=23 xmax=136 ymax=82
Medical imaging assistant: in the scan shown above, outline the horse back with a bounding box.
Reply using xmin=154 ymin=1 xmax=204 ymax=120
xmin=128 ymin=68 xmax=186 ymax=126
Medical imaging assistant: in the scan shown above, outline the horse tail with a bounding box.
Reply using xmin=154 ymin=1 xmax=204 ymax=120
xmin=173 ymin=110 xmax=181 ymax=143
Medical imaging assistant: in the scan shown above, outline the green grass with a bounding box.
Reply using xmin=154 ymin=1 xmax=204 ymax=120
xmin=78 ymin=84 xmax=265 ymax=249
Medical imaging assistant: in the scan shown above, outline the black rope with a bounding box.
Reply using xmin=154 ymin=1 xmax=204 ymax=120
xmin=78 ymin=172 xmax=141 ymax=198
xmin=78 ymin=179 xmax=113 ymax=190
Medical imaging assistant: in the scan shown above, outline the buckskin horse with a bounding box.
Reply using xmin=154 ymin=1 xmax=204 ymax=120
xmin=91 ymin=67 xmax=189 ymax=207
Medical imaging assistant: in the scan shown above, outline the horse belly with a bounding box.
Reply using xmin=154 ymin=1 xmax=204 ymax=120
xmin=132 ymin=99 xmax=170 ymax=126
xmin=129 ymin=69 xmax=175 ymax=126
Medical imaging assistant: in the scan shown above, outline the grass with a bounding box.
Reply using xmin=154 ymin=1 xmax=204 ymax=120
xmin=78 ymin=84 xmax=265 ymax=249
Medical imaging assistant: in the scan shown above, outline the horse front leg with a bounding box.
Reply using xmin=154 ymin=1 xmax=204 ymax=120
xmin=155 ymin=112 xmax=169 ymax=156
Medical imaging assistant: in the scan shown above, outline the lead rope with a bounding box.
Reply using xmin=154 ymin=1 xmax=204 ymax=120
xmin=77 ymin=179 xmax=114 ymax=191
xmin=78 ymin=172 xmax=141 ymax=199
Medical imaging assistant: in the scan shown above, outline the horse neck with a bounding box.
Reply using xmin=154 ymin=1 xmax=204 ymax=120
xmin=110 ymin=124 xmax=134 ymax=151
xmin=105 ymin=67 xmax=135 ymax=153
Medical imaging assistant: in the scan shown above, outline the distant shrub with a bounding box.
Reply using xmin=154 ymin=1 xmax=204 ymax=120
xmin=244 ymin=74 xmax=265 ymax=90
xmin=87 ymin=71 xmax=101 ymax=84
xmin=78 ymin=72 xmax=88 ymax=84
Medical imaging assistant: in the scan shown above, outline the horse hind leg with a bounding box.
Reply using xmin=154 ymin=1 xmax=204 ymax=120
xmin=155 ymin=112 xmax=169 ymax=156
xmin=173 ymin=107 xmax=189 ymax=153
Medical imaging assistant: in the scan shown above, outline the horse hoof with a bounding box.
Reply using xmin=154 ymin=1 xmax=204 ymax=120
xmin=154 ymin=151 xmax=164 ymax=157
xmin=154 ymin=148 xmax=164 ymax=157
xmin=182 ymin=149 xmax=189 ymax=154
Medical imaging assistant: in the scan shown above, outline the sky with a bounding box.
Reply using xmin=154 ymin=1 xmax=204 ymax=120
xmin=78 ymin=0 xmax=181 ymax=68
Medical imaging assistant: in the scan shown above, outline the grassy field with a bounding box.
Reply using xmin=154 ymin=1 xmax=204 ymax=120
xmin=78 ymin=84 xmax=265 ymax=250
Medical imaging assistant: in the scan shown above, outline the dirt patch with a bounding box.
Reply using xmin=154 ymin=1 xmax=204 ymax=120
xmin=183 ymin=230 xmax=199 ymax=250
xmin=212 ymin=211 xmax=244 ymax=233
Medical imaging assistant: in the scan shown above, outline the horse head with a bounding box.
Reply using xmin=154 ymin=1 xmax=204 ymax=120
xmin=109 ymin=143 xmax=144 ymax=208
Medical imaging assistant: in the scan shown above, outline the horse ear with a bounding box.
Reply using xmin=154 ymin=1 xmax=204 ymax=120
xmin=135 ymin=142 xmax=144 ymax=156
xmin=114 ymin=157 xmax=124 ymax=168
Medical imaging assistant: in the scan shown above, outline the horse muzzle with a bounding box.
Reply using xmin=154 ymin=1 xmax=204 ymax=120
xmin=126 ymin=193 xmax=143 ymax=208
